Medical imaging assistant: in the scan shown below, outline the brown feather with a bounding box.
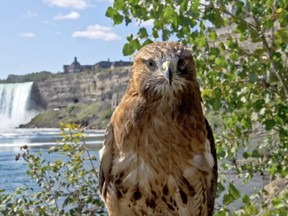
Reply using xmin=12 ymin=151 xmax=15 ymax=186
xmin=99 ymin=42 xmax=217 ymax=216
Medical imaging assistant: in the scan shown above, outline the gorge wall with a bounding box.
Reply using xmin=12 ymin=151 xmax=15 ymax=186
xmin=31 ymin=67 xmax=130 ymax=110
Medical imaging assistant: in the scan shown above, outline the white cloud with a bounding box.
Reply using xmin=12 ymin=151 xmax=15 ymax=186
xmin=19 ymin=32 xmax=35 ymax=38
xmin=54 ymin=11 xmax=80 ymax=20
xmin=72 ymin=24 xmax=121 ymax=41
xmin=44 ymin=0 xmax=87 ymax=9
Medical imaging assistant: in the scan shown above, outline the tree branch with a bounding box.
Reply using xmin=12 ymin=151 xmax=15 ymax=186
xmin=217 ymin=5 xmax=288 ymax=98
xmin=251 ymin=15 xmax=288 ymax=98
xmin=260 ymin=34 xmax=288 ymax=98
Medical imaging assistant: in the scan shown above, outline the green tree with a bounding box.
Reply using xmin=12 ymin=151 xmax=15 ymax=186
xmin=107 ymin=0 xmax=288 ymax=214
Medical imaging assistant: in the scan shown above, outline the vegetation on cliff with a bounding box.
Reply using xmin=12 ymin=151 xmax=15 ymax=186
xmin=0 ymin=71 xmax=54 ymax=83
xmin=23 ymin=104 xmax=113 ymax=129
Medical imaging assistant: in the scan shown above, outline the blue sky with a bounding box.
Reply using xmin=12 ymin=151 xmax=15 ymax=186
xmin=0 ymin=0 xmax=149 ymax=79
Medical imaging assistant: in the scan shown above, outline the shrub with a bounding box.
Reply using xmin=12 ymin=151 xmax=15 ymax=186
xmin=0 ymin=123 xmax=106 ymax=216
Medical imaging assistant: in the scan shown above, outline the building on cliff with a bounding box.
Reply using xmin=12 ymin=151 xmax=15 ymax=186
xmin=63 ymin=57 xmax=93 ymax=73
xmin=63 ymin=57 xmax=132 ymax=73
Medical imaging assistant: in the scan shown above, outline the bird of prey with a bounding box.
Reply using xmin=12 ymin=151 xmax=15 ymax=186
xmin=99 ymin=41 xmax=217 ymax=216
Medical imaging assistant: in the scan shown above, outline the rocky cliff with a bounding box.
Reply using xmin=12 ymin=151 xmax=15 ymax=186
xmin=24 ymin=67 xmax=130 ymax=128
xmin=31 ymin=67 xmax=129 ymax=109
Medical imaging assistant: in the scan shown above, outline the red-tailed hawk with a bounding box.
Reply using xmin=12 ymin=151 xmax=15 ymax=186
xmin=99 ymin=42 xmax=217 ymax=216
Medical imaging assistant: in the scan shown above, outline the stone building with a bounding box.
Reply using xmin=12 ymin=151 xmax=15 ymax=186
xmin=111 ymin=60 xmax=132 ymax=68
xmin=63 ymin=57 xmax=93 ymax=73
xmin=94 ymin=60 xmax=112 ymax=69
xmin=94 ymin=60 xmax=132 ymax=69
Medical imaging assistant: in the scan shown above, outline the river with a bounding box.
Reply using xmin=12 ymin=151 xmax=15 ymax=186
xmin=0 ymin=128 xmax=104 ymax=193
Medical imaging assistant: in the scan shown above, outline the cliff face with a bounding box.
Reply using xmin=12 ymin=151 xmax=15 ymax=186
xmin=31 ymin=67 xmax=130 ymax=110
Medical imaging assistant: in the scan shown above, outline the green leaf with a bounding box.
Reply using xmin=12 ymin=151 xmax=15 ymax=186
xmin=142 ymin=39 xmax=153 ymax=47
xmin=208 ymin=31 xmax=217 ymax=42
xmin=214 ymin=210 xmax=227 ymax=216
xmin=192 ymin=0 xmax=200 ymax=12
xmin=123 ymin=43 xmax=132 ymax=55
xmin=223 ymin=194 xmax=233 ymax=205
xmin=229 ymin=183 xmax=241 ymax=198
xmin=264 ymin=119 xmax=276 ymax=130
xmin=138 ymin=27 xmax=148 ymax=38
xmin=113 ymin=13 xmax=124 ymax=25
xmin=272 ymin=197 xmax=283 ymax=208
xmin=195 ymin=36 xmax=206 ymax=47
xmin=105 ymin=6 xmax=114 ymax=18
xmin=253 ymin=99 xmax=265 ymax=112
xmin=62 ymin=144 xmax=71 ymax=152
xmin=269 ymin=163 xmax=277 ymax=175
xmin=123 ymin=39 xmax=140 ymax=55
xmin=163 ymin=6 xmax=174 ymax=19
xmin=223 ymin=183 xmax=241 ymax=205
xmin=242 ymin=194 xmax=250 ymax=205
xmin=180 ymin=0 xmax=188 ymax=13
xmin=113 ymin=0 xmax=126 ymax=10
xmin=105 ymin=7 xmax=123 ymax=25
xmin=243 ymin=151 xmax=251 ymax=159
xmin=55 ymin=159 xmax=62 ymax=166
xmin=248 ymin=71 xmax=258 ymax=83
xmin=217 ymin=182 xmax=226 ymax=197
xmin=215 ymin=55 xmax=227 ymax=67
xmin=152 ymin=29 xmax=159 ymax=38
xmin=252 ymin=149 xmax=260 ymax=158
xmin=206 ymin=8 xmax=224 ymax=28
xmin=162 ymin=29 xmax=170 ymax=41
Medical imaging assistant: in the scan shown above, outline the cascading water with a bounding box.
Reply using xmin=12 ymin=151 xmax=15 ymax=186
xmin=0 ymin=82 xmax=36 ymax=128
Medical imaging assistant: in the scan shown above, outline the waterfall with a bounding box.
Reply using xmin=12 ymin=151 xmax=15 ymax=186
xmin=0 ymin=82 xmax=36 ymax=128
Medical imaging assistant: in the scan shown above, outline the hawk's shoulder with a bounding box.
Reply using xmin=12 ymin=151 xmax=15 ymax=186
xmin=205 ymin=118 xmax=218 ymax=215
xmin=99 ymin=124 xmax=114 ymax=198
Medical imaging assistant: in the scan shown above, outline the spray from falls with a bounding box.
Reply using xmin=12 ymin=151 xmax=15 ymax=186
xmin=0 ymin=82 xmax=37 ymax=128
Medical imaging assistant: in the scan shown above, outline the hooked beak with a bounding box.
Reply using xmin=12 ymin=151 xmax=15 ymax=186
xmin=162 ymin=61 xmax=174 ymax=86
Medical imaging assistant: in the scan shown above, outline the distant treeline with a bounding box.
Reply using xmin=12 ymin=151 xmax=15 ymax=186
xmin=0 ymin=71 xmax=54 ymax=83
xmin=0 ymin=67 xmax=122 ymax=84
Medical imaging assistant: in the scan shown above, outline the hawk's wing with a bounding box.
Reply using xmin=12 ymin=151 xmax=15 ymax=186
xmin=205 ymin=118 xmax=218 ymax=216
xmin=98 ymin=124 xmax=114 ymax=198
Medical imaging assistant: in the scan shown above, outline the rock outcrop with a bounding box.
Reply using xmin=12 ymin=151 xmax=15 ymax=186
xmin=21 ymin=67 xmax=130 ymax=128
xmin=31 ymin=67 xmax=129 ymax=109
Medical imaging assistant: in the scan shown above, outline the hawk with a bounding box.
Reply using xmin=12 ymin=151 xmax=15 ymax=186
xmin=99 ymin=41 xmax=217 ymax=216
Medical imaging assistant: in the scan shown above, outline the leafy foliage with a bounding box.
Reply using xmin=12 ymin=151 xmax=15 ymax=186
xmin=107 ymin=0 xmax=288 ymax=214
xmin=0 ymin=123 xmax=105 ymax=215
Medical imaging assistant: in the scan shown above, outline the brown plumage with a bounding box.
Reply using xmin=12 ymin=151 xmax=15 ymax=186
xmin=99 ymin=41 xmax=217 ymax=216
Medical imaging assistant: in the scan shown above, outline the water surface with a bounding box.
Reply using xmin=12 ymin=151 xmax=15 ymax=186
xmin=0 ymin=128 xmax=104 ymax=193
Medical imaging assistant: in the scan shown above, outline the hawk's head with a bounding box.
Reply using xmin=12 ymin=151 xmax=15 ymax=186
xmin=128 ymin=42 xmax=197 ymax=99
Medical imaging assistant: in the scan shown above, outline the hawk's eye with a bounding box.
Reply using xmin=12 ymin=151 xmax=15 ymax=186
xmin=177 ymin=58 xmax=186 ymax=70
xmin=145 ymin=59 xmax=157 ymax=70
